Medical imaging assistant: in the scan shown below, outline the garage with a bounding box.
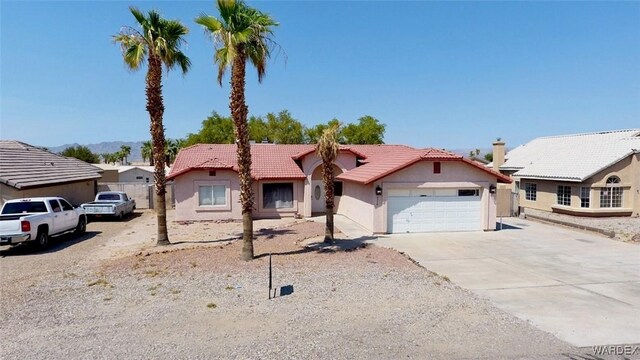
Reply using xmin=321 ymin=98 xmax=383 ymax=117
xmin=387 ymin=188 xmax=482 ymax=233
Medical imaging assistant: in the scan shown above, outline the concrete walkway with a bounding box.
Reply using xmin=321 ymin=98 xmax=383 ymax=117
xmin=307 ymin=214 xmax=372 ymax=239
xmin=370 ymin=218 xmax=640 ymax=347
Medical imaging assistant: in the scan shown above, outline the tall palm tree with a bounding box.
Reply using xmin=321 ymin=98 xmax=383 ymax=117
xmin=119 ymin=145 xmax=132 ymax=165
xmin=141 ymin=140 xmax=153 ymax=165
xmin=114 ymin=7 xmax=191 ymax=246
xmin=316 ymin=124 xmax=340 ymax=243
xmin=196 ymin=0 xmax=278 ymax=261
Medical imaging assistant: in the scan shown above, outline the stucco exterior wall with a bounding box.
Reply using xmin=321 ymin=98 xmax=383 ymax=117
xmin=300 ymin=151 xmax=357 ymax=217
xmin=173 ymin=170 xmax=306 ymax=221
xmin=517 ymin=153 xmax=639 ymax=216
xmin=338 ymin=160 xmax=498 ymax=233
xmin=174 ymin=170 xmax=242 ymax=222
xmin=0 ymin=180 xmax=96 ymax=207
xmin=119 ymin=168 xmax=154 ymax=183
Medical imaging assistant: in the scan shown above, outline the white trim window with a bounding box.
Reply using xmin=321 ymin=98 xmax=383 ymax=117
xmin=557 ymin=185 xmax=571 ymax=206
xmin=263 ymin=183 xmax=294 ymax=209
xmin=600 ymin=176 xmax=622 ymax=208
xmin=580 ymin=187 xmax=590 ymax=208
xmin=198 ymin=185 xmax=227 ymax=206
xmin=525 ymin=183 xmax=537 ymax=201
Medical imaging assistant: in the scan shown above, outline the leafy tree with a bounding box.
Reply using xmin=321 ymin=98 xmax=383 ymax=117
xmin=341 ymin=115 xmax=385 ymax=144
xmin=141 ymin=140 xmax=153 ymax=165
xmin=248 ymin=115 xmax=269 ymax=142
xmin=484 ymin=153 xmax=493 ymax=162
xmin=165 ymin=138 xmax=186 ymax=164
xmin=316 ymin=123 xmax=340 ymax=243
xmin=101 ymin=152 xmax=119 ymax=164
xmin=114 ymin=7 xmax=191 ymax=246
xmin=265 ymin=110 xmax=304 ymax=144
xmin=196 ymin=0 xmax=279 ymax=261
xmin=184 ymin=112 xmax=235 ymax=146
xmin=61 ymin=145 xmax=100 ymax=164
xmin=304 ymin=119 xmax=341 ymax=144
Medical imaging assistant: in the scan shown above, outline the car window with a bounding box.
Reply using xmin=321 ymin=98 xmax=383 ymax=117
xmin=122 ymin=194 xmax=129 ymax=200
xmin=49 ymin=200 xmax=61 ymax=213
xmin=97 ymin=193 xmax=120 ymax=201
xmin=1 ymin=201 xmax=48 ymax=214
xmin=60 ymin=199 xmax=74 ymax=211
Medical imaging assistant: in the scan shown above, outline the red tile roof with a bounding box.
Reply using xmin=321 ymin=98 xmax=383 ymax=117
xmin=167 ymin=143 xmax=511 ymax=184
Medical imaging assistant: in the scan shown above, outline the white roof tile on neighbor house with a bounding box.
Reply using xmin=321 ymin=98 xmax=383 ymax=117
xmin=501 ymin=129 xmax=640 ymax=182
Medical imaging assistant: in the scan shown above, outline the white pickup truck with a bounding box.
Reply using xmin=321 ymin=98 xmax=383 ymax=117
xmin=0 ymin=197 xmax=87 ymax=249
xmin=81 ymin=191 xmax=136 ymax=220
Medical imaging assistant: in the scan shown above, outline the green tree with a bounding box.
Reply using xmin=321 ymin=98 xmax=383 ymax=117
xmin=184 ymin=112 xmax=235 ymax=146
xmin=248 ymin=115 xmax=269 ymax=142
xmin=484 ymin=153 xmax=493 ymax=162
xmin=316 ymin=123 xmax=340 ymax=243
xmin=196 ymin=0 xmax=279 ymax=261
xmin=114 ymin=7 xmax=191 ymax=246
xmin=265 ymin=110 xmax=304 ymax=144
xmin=341 ymin=115 xmax=385 ymax=144
xmin=141 ymin=140 xmax=153 ymax=165
xmin=119 ymin=145 xmax=132 ymax=164
xmin=61 ymin=146 xmax=100 ymax=164
xmin=165 ymin=138 xmax=185 ymax=164
xmin=304 ymin=118 xmax=341 ymax=144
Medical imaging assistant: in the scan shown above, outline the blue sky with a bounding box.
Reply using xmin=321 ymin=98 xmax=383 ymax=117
xmin=1 ymin=1 xmax=639 ymax=150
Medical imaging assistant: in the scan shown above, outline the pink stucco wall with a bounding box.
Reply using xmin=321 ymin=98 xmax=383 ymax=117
xmin=174 ymin=169 xmax=305 ymax=221
xmin=337 ymin=160 xmax=498 ymax=233
xmin=300 ymin=151 xmax=357 ymax=217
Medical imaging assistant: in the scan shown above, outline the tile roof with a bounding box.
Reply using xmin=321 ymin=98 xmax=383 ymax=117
xmin=501 ymin=129 xmax=640 ymax=181
xmin=0 ymin=140 xmax=102 ymax=189
xmin=168 ymin=143 xmax=511 ymax=184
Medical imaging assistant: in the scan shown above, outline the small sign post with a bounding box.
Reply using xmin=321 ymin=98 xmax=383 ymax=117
xmin=268 ymin=253 xmax=272 ymax=299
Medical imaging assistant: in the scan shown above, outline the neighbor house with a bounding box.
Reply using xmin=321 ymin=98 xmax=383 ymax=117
xmin=0 ymin=140 xmax=103 ymax=206
xmin=94 ymin=164 xmax=163 ymax=184
xmin=167 ymin=144 xmax=511 ymax=234
xmin=494 ymin=129 xmax=640 ymax=217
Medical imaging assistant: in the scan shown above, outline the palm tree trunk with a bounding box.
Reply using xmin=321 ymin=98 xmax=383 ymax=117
xmin=323 ymin=161 xmax=335 ymax=243
xmin=230 ymin=46 xmax=254 ymax=261
xmin=146 ymin=54 xmax=170 ymax=246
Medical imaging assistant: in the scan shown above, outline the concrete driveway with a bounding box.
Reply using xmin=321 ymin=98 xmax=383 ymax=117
xmin=370 ymin=218 xmax=640 ymax=347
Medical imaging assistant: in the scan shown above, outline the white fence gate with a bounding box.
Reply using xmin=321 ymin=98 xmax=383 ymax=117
xmin=97 ymin=182 xmax=175 ymax=209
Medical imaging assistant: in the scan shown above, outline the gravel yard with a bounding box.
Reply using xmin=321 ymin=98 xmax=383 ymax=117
xmin=525 ymin=208 xmax=640 ymax=243
xmin=1 ymin=210 xmax=600 ymax=359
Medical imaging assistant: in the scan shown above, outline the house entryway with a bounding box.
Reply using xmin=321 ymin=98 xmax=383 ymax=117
xmin=311 ymin=180 xmax=325 ymax=213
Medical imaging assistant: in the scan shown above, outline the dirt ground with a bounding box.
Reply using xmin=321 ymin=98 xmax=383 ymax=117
xmin=0 ymin=210 xmax=607 ymax=359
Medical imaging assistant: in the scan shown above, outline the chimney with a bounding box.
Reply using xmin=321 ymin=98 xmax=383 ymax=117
xmin=492 ymin=139 xmax=505 ymax=172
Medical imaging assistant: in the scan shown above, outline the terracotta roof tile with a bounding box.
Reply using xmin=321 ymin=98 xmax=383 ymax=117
xmin=168 ymin=143 xmax=511 ymax=184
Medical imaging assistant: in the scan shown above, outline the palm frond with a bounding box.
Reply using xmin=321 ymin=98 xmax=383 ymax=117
xmin=123 ymin=43 xmax=147 ymax=70
xmin=129 ymin=6 xmax=147 ymax=28
xmin=195 ymin=14 xmax=222 ymax=33
xmin=217 ymin=0 xmax=238 ymax=25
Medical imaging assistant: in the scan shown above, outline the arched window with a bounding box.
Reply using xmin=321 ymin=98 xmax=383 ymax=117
xmin=600 ymin=176 xmax=623 ymax=208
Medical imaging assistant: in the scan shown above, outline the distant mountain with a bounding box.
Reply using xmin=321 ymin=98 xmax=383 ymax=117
xmin=48 ymin=141 xmax=145 ymax=162
xmin=450 ymin=147 xmax=492 ymax=158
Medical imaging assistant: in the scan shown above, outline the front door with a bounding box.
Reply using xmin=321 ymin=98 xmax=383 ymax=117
xmin=311 ymin=180 xmax=325 ymax=213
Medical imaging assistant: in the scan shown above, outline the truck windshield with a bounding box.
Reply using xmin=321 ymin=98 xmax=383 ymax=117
xmin=1 ymin=201 xmax=48 ymax=214
xmin=97 ymin=194 xmax=121 ymax=201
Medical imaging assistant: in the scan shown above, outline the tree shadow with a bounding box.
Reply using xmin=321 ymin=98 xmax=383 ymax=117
xmin=0 ymin=231 xmax=101 ymax=257
xmin=254 ymin=235 xmax=377 ymax=259
xmin=170 ymin=236 xmax=241 ymax=245
xmin=255 ymin=227 xmax=295 ymax=239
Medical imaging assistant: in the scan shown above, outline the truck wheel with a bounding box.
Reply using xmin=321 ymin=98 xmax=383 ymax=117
xmin=35 ymin=230 xmax=49 ymax=249
xmin=118 ymin=212 xmax=124 ymax=221
xmin=75 ymin=217 xmax=86 ymax=235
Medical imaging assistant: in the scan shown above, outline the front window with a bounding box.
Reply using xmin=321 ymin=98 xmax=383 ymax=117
xmin=580 ymin=187 xmax=590 ymax=208
xmin=198 ymin=185 xmax=227 ymax=206
xmin=600 ymin=176 xmax=622 ymax=208
xmin=557 ymin=186 xmax=571 ymax=206
xmin=263 ymin=183 xmax=294 ymax=209
xmin=525 ymin=183 xmax=537 ymax=201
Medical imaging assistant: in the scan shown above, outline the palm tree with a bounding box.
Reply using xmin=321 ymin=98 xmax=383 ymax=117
xmin=141 ymin=140 xmax=153 ymax=165
xmin=114 ymin=7 xmax=191 ymax=246
xmin=196 ymin=0 xmax=278 ymax=261
xmin=316 ymin=124 xmax=340 ymax=243
xmin=120 ymin=145 xmax=132 ymax=165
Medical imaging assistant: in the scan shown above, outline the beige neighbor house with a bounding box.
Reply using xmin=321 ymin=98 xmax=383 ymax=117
xmin=0 ymin=141 xmax=103 ymax=206
xmin=494 ymin=129 xmax=640 ymax=217
xmin=167 ymin=144 xmax=511 ymax=234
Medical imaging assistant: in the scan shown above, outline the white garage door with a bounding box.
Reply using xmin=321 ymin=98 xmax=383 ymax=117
xmin=387 ymin=188 xmax=482 ymax=233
